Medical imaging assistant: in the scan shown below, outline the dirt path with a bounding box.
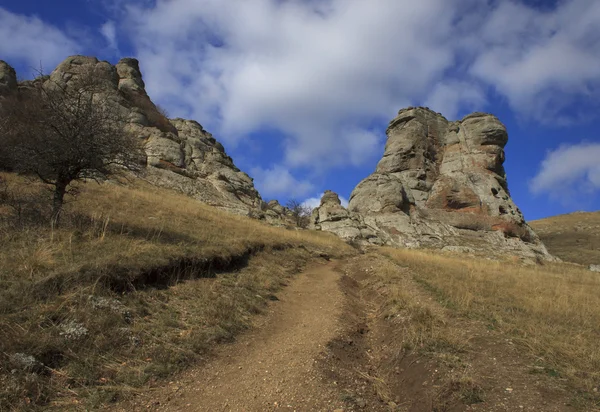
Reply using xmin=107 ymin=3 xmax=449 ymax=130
xmin=118 ymin=260 xmax=350 ymax=412
xmin=322 ymin=253 xmax=579 ymax=412
xmin=113 ymin=254 xmax=585 ymax=412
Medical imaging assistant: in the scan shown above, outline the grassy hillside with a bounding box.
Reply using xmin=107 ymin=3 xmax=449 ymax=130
xmin=3 ymin=171 xmax=599 ymax=410
xmin=530 ymin=211 xmax=600 ymax=266
xmin=0 ymin=173 xmax=355 ymax=410
xmin=378 ymin=248 xmax=600 ymax=408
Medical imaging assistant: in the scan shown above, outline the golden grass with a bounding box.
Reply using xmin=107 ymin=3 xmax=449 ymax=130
xmin=344 ymin=253 xmax=483 ymax=407
xmin=0 ymin=173 xmax=349 ymax=286
xmin=382 ymin=248 xmax=600 ymax=403
xmin=0 ymin=172 xmax=355 ymax=410
xmin=530 ymin=211 xmax=600 ymax=266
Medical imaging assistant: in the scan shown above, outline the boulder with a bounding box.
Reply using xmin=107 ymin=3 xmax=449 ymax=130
xmin=310 ymin=190 xmax=385 ymax=245
xmin=116 ymin=58 xmax=146 ymax=93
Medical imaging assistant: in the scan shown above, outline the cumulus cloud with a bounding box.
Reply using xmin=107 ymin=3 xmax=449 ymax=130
xmin=0 ymin=7 xmax=80 ymax=72
xmin=530 ymin=143 xmax=600 ymax=199
xmin=122 ymin=0 xmax=464 ymax=169
xmin=114 ymin=0 xmax=600 ymax=186
xmin=424 ymin=81 xmax=487 ymax=120
xmin=100 ymin=20 xmax=118 ymax=51
xmin=9 ymin=0 xmax=596 ymax=198
xmin=251 ymin=165 xmax=315 ymax=199
xmin=302 ymin=193 xmax=349 ymax=210
xmin=467 ymin=0 xmax=600 ymax=121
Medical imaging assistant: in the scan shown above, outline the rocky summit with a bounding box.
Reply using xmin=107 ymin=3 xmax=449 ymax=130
xmin=1 ymin=56 xmax=554 ymax=259
xmin=311 ymin=107 xmax=554 ymax=261
xmin=0 ymin=56 xmax=290 ymax=219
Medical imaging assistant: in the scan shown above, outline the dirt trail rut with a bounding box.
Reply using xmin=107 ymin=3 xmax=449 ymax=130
xmin=123 ymin=260 xmax=348 ymax=411
xmin=116 ymin=255 xmax=582 ymax=412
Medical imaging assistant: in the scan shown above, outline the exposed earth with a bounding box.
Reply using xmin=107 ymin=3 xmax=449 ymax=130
xmin=113 ymin=255 xmax=577 ymax=412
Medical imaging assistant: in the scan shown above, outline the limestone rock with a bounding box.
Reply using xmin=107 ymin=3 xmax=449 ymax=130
xmin=258 ymin=200 xmax=297 ymax=226
xmin=267 ymin=200 xmax=286 ymax=215
xmin=589 ymin=265 xmax=600 ymax=273
xmin=310 ymin=190 xmax=385 ymax=245
xmin=318 ymin=107 xmax=554 ymax=260
xmin=8 ymin=55 xmax=265 ymax=217
xmin=0 ymin=61 xmax=17 ymax=96
xmin=116 ymin=58 xmax=146 ymax=93
xmin=48 ymin=56 xmax=119 ymax=91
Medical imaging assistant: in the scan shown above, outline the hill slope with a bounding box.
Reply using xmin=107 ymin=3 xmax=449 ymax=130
xmin=0 ymin=173 xmax=354 ymax=410
xmin=530 ymin=211 xmax=600 ymax=266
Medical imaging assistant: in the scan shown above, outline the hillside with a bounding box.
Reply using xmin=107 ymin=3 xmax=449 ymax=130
xmin=2 ymin=173 xmax=599 ymax=410
xmin=1 ymin=54 xmax=599 ymax=411
xmin=0 ymin=173 xmax=354 ymax=410
xmin=530 ymin=211 xmax=600 ymax=266
xmin=0 ymin=56 xmax=295 ymax=226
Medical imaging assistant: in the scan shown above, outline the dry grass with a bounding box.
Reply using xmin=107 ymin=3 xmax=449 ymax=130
xmin=359 ymin=255 xmax=464 ymax=355
xmin=0 ymin=172 xmax=355 ymax=410
xmin=345 ymin=254 xmax=481 ymax=407
xmin=382 ymin=247 xmax=600 ymax=405
xmin=530 ymin=211 xmax=600 ymax=266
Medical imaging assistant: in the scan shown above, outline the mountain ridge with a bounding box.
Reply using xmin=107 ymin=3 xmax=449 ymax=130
xmin=1 ymin=55 xmax=553 ymax=259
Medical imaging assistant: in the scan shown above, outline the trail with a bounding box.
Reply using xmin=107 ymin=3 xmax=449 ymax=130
xmin=115 ymin=255 xmax=581 ymax=412
xmin=120 ymin=260 xmax=349 ymax=412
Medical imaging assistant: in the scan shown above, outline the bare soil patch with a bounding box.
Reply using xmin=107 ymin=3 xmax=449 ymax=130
xmin=112 ymin=260 xmax=349 ymax=411
xmin=320 ymin=252 xmax=581 ymax=411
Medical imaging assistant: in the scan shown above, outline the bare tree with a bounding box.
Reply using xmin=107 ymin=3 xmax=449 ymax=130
xmin=286 ymin=199 xmax=312 ymax=228
xmin=0 ymin=70 xmax=142 ymax=226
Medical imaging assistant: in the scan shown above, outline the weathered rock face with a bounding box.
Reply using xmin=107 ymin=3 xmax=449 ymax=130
xmin=312 ymin=108 xmax=554 ymax=261
xmin=0 ymin=61 xmax=17 ymax=95
xmin=2 ymin=56 xmax=267 ymax=217
xmin=310 ymin=190 xmax=384 ymax=245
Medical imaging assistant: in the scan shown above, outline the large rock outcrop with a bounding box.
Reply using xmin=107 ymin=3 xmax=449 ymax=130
xmin=312 ymin=107 xmax=553 ymax=261
xmin=0 ymin=56 xmax=270 ymax=217
xmin=0 ymin=61 xmax=17 ymax=95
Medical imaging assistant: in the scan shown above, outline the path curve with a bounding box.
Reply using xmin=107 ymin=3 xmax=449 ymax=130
xmin=124 ymin=260 xmax=348 ymax=412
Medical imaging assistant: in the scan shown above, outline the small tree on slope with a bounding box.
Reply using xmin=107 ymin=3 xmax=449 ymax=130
xmin=286 ymin=199 xmax=312 ymax=228
xmin=0 ymin=70 xmax=142 ymax=226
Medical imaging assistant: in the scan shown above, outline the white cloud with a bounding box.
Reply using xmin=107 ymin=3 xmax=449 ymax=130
xmin=530 ymin=142 xmax=600 ymax=198
xmin=302 ymin=192 xmax=349 ymax=210
xmin=116 ymin=0 xmax=600 ymax=181
xmin=0 ymin=7 xmax=80 ymax=73
xmin=467 ymin=0 xmax=600 ymax=121
xmin=100 ymin=20 xmax=118 ymax=51
xmin=122 ymin=0 xmax=466 ymax=170
xmin=251 ymin=165 xmax=315 ymax=199
xmin=424 ymin=81 xmax=487 ymax=120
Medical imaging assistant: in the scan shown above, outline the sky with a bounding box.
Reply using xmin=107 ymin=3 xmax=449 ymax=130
xmin=0 ymin=0 xmax=599 ymax=220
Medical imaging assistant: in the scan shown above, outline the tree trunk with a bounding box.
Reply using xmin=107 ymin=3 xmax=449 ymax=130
xmin=51 ymin=180 xmax=68 ymax=228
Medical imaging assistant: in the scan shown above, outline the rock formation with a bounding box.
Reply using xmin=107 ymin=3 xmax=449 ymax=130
xmin=310 ymin=190 xmax=384 ymax=245
xmin=0 ymin=56 xmax=275 ymax=218
xmin=0 ymin=61 xmax=17 ymax=95
xmin=0 ymin=56 xmax=556 ymax=259
xmin=311 ymin=107 xmax=554 ymax=261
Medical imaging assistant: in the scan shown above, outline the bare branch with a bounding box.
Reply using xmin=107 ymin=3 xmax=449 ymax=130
xmin=0 ymin=68 xmax=143 ymax=226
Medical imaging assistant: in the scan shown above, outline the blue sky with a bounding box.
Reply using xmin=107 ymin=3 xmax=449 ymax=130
xmin=1 ymin=0 xmax=599 ymax=220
